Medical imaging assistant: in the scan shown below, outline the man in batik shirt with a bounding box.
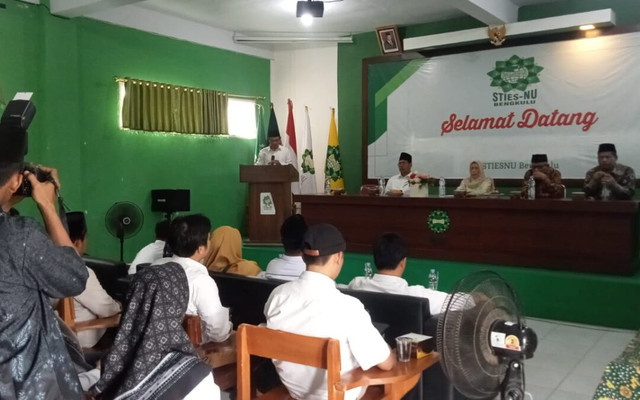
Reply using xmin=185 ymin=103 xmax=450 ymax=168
xmin=584 ymin=143 xmax=636 ymax=200
xmin=521 ymin=154 xmax=564 ymax=199
xmin=0 ymin=118 xmax=88 ymax=399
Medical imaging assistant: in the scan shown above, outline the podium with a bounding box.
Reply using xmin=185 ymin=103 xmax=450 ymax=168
xmin=240 ymin=165 xmax=299 ymax=243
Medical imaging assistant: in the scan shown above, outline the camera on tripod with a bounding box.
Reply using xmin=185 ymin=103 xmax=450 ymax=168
xmin=0 ymin=93 xmax=54 ymax=196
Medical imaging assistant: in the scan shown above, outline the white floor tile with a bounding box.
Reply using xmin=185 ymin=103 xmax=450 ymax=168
xmin=571 ymin=353 xmax=611 ymax=379
xmin=557 ymin=372 xmax=600 ymax=396
xmin=525 ymin=364 xmax=571 ymax=389
xmin=526 ymin=352 xmax=582 ymax=374
xmin=547 ymin=389 xmax=591 ymax=400
xmin=524 ymin=383 xmax=553 ymax=400
xmin=526 ymin=318 xmax=558 ymax=340
xmin=544 ymin=324 xmax=604 ymax=348
xmin=533 ymin=338 xmax=593 ymax=360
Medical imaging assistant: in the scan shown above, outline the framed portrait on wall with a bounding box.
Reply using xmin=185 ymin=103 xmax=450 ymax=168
xmin=376 ymin=26 xmax=402 ymax=55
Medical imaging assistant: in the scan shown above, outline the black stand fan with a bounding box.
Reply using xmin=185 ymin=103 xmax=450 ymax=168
xmin=105 ymin=202 xmax=143 ymax=262
xmin=436 ymin=271 xmax=538 ymax=400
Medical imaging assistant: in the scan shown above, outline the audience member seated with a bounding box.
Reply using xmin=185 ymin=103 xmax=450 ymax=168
xmin=348 ymin=233 xmax=449 ymax=316
xmin=265 ymin=223 xmax=395 ymax=400
xmin=204 ymin=226 xmax=262 ymax=276
xmin=0 ymin=160 xmax=88 ymax=399
xmin=154 ymin=214 xmax=232 ymax=343
xmin=384 ymin=152 xmax=414 ymax=196
xmin=88 ymin=263 xmax=219 ymax=399
xmin=128 ymin=220 xmax=170 ymax=274
xmin=520 ymin=153 xmax=564 ymax=199
xmin=66 ymin=211 xmax=121 ymax=348
xmin=584 ymin=143 xmax=636 ymax=200
xmin=261 ymin=214 xmax=307 ymax=281
xmin=455 ymin=160 xmax=495 ymax=196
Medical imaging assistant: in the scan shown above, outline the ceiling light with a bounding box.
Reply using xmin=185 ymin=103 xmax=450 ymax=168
xmin=233 ymin=33 xmax=353 ymax=44
xmin=579 ymin=24 xmax=596 ymax=31
xmin=301 ymin=13 xmax=314 ymax=26
xmin=296 ymin=0 xmax=324 ymax=19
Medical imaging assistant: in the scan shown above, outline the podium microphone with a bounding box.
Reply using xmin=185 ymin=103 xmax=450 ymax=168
xmin=271 ymin=155 xmax=275 ymax=164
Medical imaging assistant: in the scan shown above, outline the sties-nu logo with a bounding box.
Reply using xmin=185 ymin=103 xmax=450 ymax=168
xmin=488 ymin=55 xmax=543 ymax=107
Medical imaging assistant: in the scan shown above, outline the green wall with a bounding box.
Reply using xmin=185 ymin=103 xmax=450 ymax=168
xmin=337 ymin=0 xmax=640 ymax=194
xmin=0 ymin=1 xmax=270 ymax=261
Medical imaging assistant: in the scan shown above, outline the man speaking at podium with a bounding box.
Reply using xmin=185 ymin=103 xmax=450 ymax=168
xmin=256 ymin=124 xmax=296 ymax=166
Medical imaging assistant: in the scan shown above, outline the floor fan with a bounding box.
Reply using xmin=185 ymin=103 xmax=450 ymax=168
xmin=105 ymin=201 xmax=143 ymax=262
xmin=437 ymin=271 xmax=538 ymax=400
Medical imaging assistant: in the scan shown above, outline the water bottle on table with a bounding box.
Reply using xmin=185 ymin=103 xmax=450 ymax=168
xmin=601 ymin=184 xmax=611 ymax=200
xmin=527 ymin=175 xmax=535 ymax=200
xmin=439 ymin=177 xmax=446 ymax=197
xmin=428 ymin=269 xmax=439 ymax=290
xmin=364 ymin=262 xmax=373 ymax=279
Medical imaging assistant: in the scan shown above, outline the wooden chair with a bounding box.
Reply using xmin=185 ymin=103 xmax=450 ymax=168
xmin=182 ymin=314 xmax=237 ymax=392
xmin=55 ymin=297 xmax=120 ymax=333
xmin=237 ymin=323 xmax=384 ymax=400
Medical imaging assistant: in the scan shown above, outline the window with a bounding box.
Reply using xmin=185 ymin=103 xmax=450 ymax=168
xmin=227 ymin=97 xmax=257 ymax=139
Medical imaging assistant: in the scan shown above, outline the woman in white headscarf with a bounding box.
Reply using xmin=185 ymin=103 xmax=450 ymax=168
xmin=455 ymin=161 xmax=495 ymax=196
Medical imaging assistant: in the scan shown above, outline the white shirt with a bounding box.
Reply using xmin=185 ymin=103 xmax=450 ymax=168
xmin=264 ymin=254 xmax=306 ymax=281
xmin=153 ymin=256 xmax=232 ymax=343
xmin=257 ymin=144 xmax=296 ymax=166
xmin=129 ymin=240 xmax=166 ymax=274
xmin=348 ymin=274 xmax=449 ymax=316
xmin=74 ymin=267 xmax=122 ymax=347
xmin=385 ymin=173 xmax=411 ymax=195
xmin=265 ymin=271 xmax=391 ymax=400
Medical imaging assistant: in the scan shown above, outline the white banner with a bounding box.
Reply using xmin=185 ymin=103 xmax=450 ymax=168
xmin=368 ymin=31 xmax=640 ymax=179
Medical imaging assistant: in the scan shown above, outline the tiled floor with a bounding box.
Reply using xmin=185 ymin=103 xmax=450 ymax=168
xmin=220 ymin=318 xmax=636 ymax=400
xmin=523 ymin=317 xmax=636 ymax=400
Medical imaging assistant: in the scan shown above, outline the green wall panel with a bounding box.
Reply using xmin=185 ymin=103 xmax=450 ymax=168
xmin=0 ymin=1 xmax=269 ymax=261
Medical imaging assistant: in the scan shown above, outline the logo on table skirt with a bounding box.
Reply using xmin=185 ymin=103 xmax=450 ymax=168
xmin=427 ymin=210 xmax=450 ymax=234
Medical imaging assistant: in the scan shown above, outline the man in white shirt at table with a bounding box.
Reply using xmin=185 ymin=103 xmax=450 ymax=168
xmin=153 ymin=214 xmax=232 ymax=343
xmin=128 ymin=220 xmax=170 ymax=274
xmin=66 ymin=212 xmax=121 ymax=348
xmin=264 ymin=224 xmax=395 ymax=400
xmin=348 ymin=232 xmax=449 ymax=316
xmin=384 ymin=152 xmax=413 ymax=196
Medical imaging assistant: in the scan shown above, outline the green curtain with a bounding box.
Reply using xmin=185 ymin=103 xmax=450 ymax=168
xmin=121 ymin=78 xmax=228 ymax=135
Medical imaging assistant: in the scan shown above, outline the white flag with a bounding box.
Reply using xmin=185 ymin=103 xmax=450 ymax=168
xmin=300 ymin=106 xmax=317 ymax=194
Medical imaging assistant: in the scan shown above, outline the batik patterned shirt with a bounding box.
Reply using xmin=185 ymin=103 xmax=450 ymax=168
xmin=0 ymin=212 xmax=88 ymax=400
xmin=584 ymin=163 xmax=636 ymax=200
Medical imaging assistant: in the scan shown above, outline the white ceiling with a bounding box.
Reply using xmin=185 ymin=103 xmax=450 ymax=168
xmin=44 ymin=0 xmax=563 ymax=58
xmin=50 ymin=0 xmax=563 ymax=34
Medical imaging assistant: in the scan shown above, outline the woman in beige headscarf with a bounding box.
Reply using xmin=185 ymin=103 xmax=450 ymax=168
xmin=204 ymin=226 xmax=262 ymax=276
xmin=455 ymin=161 xmax=495 ymax=196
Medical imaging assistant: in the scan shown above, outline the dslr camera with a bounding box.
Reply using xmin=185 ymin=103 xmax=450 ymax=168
xmin=0 ymin=94 xmax=55 ymax=196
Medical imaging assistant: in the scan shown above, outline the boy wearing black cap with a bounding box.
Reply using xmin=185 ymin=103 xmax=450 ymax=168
xmin=384 ymin=152 xmax=415 ymax=196
xmin=584 ymin=143 xmax=635 ymax=200
xmin=520 ymin=154 xmax=564 ymax=199
xmin=0 ymin=116 xmax=88 ymax=395
xmin=264 ymin=223 xmax=395 ymax=400
xmin=66 ymin=211 xmax=121 ymax=348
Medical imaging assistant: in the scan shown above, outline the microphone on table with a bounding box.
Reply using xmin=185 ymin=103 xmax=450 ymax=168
xmin=270 ymin=155 xmax=275 ymax=165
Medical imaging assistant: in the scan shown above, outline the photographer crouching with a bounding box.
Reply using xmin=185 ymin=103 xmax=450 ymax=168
xmin=0 ymin=95 xmax=88 ymax=399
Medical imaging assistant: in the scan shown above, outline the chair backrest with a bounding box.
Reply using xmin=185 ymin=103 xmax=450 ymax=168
xmin=56 ymin=297 xmax=76 ymax=329
xmin=182 ymin=314 xmax=202 ymax=347
xmin=237 ymin=323 xmax=343 ymax=400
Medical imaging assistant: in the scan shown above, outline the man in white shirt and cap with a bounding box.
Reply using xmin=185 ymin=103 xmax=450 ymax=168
xmin=264 ymin=223 xmax=395 ymax=400
xmin=66 ymin=211 xmax=121 ymax=348
xmin=349 ymin=232 xmax=448 ymax=316
xmin=384 ymin=152 xmax=413 ymax=196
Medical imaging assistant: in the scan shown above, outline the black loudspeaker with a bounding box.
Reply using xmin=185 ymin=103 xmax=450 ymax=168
xmin=151 ymin=189 xmax=190 ymax=213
